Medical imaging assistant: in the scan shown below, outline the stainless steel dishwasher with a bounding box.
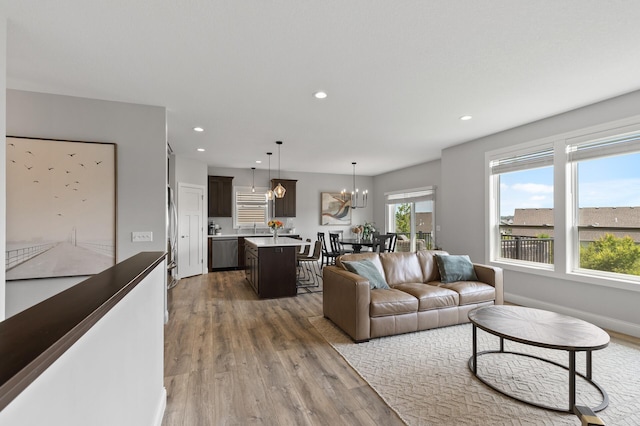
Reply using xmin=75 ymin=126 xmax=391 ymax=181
xmin=211 ymin=237 xmax=239 ymax=269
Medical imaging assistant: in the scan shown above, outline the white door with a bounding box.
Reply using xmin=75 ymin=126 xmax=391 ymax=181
xmin=177 ymin=183 xmax=206 ymax=278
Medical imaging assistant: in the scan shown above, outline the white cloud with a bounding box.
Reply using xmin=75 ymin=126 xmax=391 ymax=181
xmin=530 ymin=195 xmax=546 ymax=201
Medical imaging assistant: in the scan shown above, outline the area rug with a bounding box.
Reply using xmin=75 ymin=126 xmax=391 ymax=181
xmin=309 ymin=316 xmax=640 ymax=425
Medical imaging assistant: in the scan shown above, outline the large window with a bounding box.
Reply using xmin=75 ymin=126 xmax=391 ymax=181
xmin=568 ymin=132 xmax=640 ymax=277
xmin=490 ymin=147 xmax=554 ymax=266
xmin=488 ymin=120 xmax=640 ymax=284
xmin=385 ymin=187 xmax=435 ymax=252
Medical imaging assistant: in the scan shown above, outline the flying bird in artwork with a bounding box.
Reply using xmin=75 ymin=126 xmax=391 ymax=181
xmin=48 ymin=167 xmax=54 ymax=171
xmin=73 ymin=189 xmax=78 ymax=191
xmin=67 ymin=153 xmax=77 ymax=157
xmin=74 ymin=181 xmax=80 ymax=184
xmin=11 ymin=160 xmax=16 ymax=163
xmin=82 ymin=199 xmax=87 ymax=202
xmin=57 ymin=213 xmax=63 ymax=216
xmin=9 ymin=143 xmax=15 ymax=147
xmin=33 ymin=180 xmax=39 ymax=183
xmin=26 ymin=150 xmax=34 ymax=155
xmin=25 ymin=165 xmax=33 ymax=170
xmin=95 ymin=161 xmax=102 ymax=165
xmin=66 ymin=170 xmax=71 ymax=174
xmin=79 ymin=163 xmax=85 ymax=168
xmin=65 ymin=184 xmax=70 ymax=187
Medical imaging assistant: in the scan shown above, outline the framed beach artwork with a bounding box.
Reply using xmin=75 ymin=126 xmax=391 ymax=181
xmin=6 ymin=137 xmax=117 ymax=280
xmin=320 ymin=192 xmax=351 ymax=225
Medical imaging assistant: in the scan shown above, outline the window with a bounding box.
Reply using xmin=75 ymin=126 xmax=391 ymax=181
xmin=487 ymin=118 xmax=640 ymax=285
xmin=233 ymin=186 xmax=268 ymax=229
xmin=568 ymin=132 xmax=640 ymax=277
xmin=490 ymin=147 xmax=554 ymax=266
xmin=385 ymin=187 xmax=435 ymax=252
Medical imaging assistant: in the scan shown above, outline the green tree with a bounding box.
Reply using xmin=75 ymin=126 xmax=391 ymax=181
xmin=580 ymin=234 xmax=640 ymax=276
xmin=395 ymin=203 xmax=411 ymax=233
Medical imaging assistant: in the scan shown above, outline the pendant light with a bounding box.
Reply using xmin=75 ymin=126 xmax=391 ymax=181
xmin=342 ymin=162 xmax=368 ymax=208
xmin=266 ymin=152 xmax=274 ymax=200
xmin=273 ymin=141 xmax=286 ymax=198
xmin=251 ymin=167 xmax=256 ymax=193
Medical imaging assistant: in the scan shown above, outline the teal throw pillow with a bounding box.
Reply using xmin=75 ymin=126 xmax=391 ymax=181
xmin=435 ymin=254 xmax=478 ymax=284
xmin=342 ymin=260 xmax=390 ymax=290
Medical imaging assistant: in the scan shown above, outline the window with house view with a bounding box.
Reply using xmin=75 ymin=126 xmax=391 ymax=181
xmin=568 ymin=133 xmax=640 ymax=277
xmin=490 ymin=147 xmax=554 ymax=265
xmin=489 ymin=124 xmax=640 ymax=282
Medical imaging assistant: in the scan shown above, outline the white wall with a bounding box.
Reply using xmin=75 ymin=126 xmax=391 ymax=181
xmin=170 ymin=154 xmax=207 ymax=189
xmin=372 ymin=159 xmax=441 ymax=237
xmin=440 ymin=89 xmax=640 ymax=337
xmin=0 ymin=262 xmax=166 ymax=426
xmin=208 ymin=166 xmax=374 ymax=241
xmin=5 ymin=90 xmax=167 ymax=316
xmin=0 ymin=18 xmax=6 ymax=320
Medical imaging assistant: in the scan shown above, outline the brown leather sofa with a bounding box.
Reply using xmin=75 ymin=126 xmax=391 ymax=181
xmin=322 ymin=250 xmax=503 ymax=342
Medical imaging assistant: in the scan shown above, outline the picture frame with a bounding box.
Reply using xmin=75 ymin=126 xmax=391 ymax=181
xmin=6 ymin=136 xmax=117 ymax=280
xmin=320 ymin=192 xmax=351 ymax=225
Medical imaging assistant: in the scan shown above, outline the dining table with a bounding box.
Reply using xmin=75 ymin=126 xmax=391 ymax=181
xmin=339 ymin=238 xmax=375 ymax=253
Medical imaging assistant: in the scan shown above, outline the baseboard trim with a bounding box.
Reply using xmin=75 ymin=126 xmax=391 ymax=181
xmin=505 ymin=293 xmax=640 ymax=339
xmin=153 ymin=386 xmax=167 ymax=426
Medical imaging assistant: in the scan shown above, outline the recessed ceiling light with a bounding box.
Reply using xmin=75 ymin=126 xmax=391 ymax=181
xmin=314 ymin=91 xmax=327 ymax=99
xmin=459 ymin=115 xmax=472 ymax=121
xmin=196 ymin=148 xmax=205 ymax=152
xmin=255 ymin=160 xmax=262 ymax=164
xmin=193 ymin=127 xmax=204 ymax=132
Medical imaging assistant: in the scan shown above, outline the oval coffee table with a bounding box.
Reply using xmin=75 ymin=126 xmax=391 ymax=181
xmin=468 ymin=305 xmax=610 ymax=413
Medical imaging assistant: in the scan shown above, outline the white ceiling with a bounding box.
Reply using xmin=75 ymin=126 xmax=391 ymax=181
xmin=4 ymin=1 xmax=640 ymax=176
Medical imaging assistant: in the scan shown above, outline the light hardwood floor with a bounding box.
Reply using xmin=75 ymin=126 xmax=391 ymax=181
xmin=162 ymin=271 xmax=405 ymax=426
xmin=162 ymin=271 xmax=640 ymax=425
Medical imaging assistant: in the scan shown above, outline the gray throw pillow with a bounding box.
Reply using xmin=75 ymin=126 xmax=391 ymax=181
xmin=342 ymin=260 xmax=390 ymax=290
xmin=434 ymin=254 xmax=478 ymax=283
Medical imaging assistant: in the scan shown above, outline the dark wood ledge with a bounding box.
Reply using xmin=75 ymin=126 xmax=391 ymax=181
xmin=0 ymin=251 xmax=166 ymax=412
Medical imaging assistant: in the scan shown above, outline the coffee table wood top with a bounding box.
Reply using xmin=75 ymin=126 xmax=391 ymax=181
xmin=469 ymin=305 xmax=610 ymax=351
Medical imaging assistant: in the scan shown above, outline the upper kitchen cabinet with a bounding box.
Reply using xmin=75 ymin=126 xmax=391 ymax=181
xmin=208 ymin=176 xmax=233 ymax=217
xmin=271 ymin=179 xmax=297 ymax=217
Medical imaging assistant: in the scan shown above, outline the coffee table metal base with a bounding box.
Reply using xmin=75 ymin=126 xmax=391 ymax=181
xmin=468 ymin=325 xmax=609 ymax=413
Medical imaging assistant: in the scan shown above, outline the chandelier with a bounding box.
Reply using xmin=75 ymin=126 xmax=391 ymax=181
xmin=342 ymin=162 xmax=368 ymax=209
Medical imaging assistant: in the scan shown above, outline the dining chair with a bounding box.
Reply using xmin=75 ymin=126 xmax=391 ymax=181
xmin=373 ymin=234 xmax=395 ymax=253
xmin=329 ymin=232 xmax=352 ymax=255
xmin=318 ymin=232 xmax=339 ymax=266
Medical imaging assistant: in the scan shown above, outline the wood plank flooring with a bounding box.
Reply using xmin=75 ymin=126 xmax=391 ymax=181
xmin=162 ymin=271 xmax=404 ymax=426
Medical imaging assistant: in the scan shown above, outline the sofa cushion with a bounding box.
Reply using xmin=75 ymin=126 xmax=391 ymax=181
xmin=393 ymin=283 xmax=459 ymax=311
xmin=379 ymin=252 xmax=424 ymax=286
xmin=369 ymin=289 xmax=419 ymax=317
xmin=440 ymin=281 xmax=495 ymax=305
xmin=434 ymin=254 xmax=478 ymax=283
xmin=342 ymin=260 xmax=390 ymax=289
xmin=417 ymin=250 xmax=447 ymax=282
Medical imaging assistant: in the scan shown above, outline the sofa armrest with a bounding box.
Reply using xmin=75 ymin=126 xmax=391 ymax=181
xmin=322 ymin=266 xmax=372 ymax=342
xmin=473 ymin=263 xmax=504 ymax=305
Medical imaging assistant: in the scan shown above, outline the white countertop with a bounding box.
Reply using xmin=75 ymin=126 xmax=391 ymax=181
xmin=208 ymin=233 xmax=297 ymax=239
xmin=244 ymin=237 xmax=308 ymax=247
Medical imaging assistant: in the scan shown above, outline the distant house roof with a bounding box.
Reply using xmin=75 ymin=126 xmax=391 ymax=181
xmin=506 ymin=207 xmax=640 ymax=241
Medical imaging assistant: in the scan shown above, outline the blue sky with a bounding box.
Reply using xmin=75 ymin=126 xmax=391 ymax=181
xmin=499 ymin=152 xmax=640 ymax=217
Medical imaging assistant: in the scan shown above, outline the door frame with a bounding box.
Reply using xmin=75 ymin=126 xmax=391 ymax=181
xmin=176 ymin=182 xmax=207 ymax=279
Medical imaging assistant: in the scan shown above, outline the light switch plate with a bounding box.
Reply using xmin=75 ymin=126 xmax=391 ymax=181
xmin=132 ymin=231 xmax=153 ymax=242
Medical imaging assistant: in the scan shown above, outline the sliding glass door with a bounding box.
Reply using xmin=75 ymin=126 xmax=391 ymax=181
xmin=386 ymin=187 xmax=435 ymax=252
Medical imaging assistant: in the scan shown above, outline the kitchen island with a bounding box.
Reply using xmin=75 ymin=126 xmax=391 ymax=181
xmin=244 ymin=237 xmax=308 ymax=299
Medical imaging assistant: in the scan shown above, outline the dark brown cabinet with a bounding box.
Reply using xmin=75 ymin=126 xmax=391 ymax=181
xmin=208 ymin=176 xmax=233 ymax=217
xmin=244 ymin=241 xmax=297 ymax=299
xmin=271 ymin=178 xmax=297 ymax=217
